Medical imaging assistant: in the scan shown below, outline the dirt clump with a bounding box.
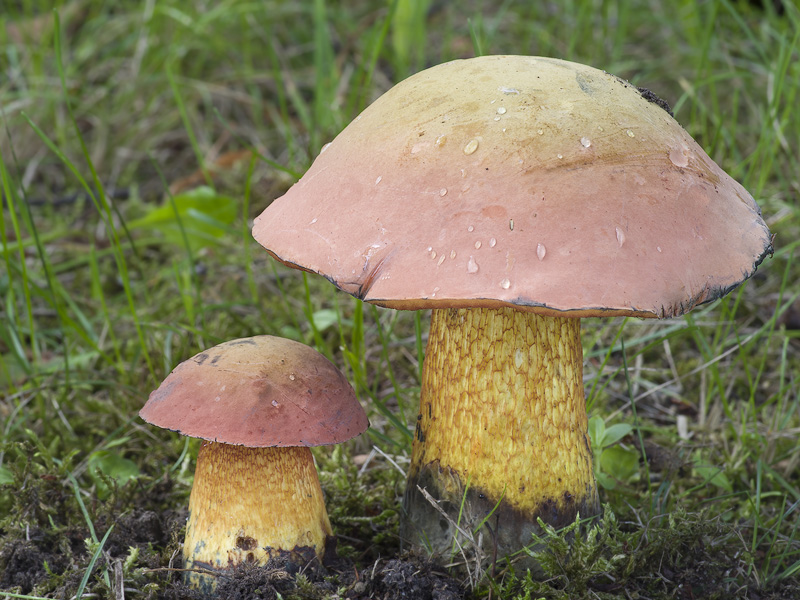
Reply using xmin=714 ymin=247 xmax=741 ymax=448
xmin=363 ymin=557 xmax=465 ymax=600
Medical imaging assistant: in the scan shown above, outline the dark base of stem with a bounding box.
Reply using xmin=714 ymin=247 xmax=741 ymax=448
xmin=400 ymin=461 xmax=600 ymax=571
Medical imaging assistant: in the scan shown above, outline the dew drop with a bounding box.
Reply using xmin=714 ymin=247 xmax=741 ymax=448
xmin=289 ymin=374 xmax=296 ymax=381
xmin=537 ymin=129 xmax=544 ymax=135
xmin=310 ymin=218 xmax=318 ymax=225
xmin=537 ymin=243 xmax=546 ymax=261
xmin=467 ymin=256 xmax=479 ymax=274
xmin=271 ymin=400 xmax=279 ymax=407
xmin=597 ymin=125 xmax=605 ymax=132
xmin=439 ymin=188 xmax=448 ymax=197
xmin=468 ymin=225 xmax=474 ymax=232
xmin=489 ymin=238 xmax=497 ymax=247
xmin=669 ymin=146 xmax=689 ymax=168
xmin=430 ymin=250 xmax=437 ymax=260
xmin=500 ymin=278 xmax=511 ymax=289
xmin=626 ymin=129 xmax=635 ymax=138
xmin=509 ymin=219 xmax=514 ymax=231
xmin=437 ymin=254 xmax=446 ymax=266
xmin=320 ymin=142 xmax=332 ymax=153
xmin=463 ymin=139 xmax=479 ymax=155
xmin=435 ymin=134 xmax=447 ymax=147
xmin=557 ymin=153 xmax=563 ymax=159
xmin=580 ymin=136 xmax=592 ymax=148
xmin=475 ymin=241 xmax=482 ymax=249
xmin=615 ymin=227 xmax=626 ymax=247
xmin=450 ymin=250 xmax=456 ymax=259
xmin=657 ymin=246 xmax=662 ymax=253
xmin=375 ymin=176 xmax=382 ymax=184
xmin=499 ymin=86 xmax=520 ymax=95
xmin=460 ymin=168 xmax=467 ymax=177
xmin=462 ymin=183 xmax=471 ymax=192
xmin=497 ymin=107 xmax=507 ymax=115
xmin=427 ymin=246 xmax=432 ymax=252
xmin=494 ymin=116 xmax=501 ymax=121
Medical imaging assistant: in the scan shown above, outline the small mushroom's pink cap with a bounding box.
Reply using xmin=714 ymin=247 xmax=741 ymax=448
xmin=139 ymin=336 xmax=368 ymax=447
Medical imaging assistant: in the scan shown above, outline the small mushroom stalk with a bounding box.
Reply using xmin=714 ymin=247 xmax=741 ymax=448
xmin=402 ymin=307 xmax=599 ymax=561
xmin=184 ymin=442 xmax=333 ymax=592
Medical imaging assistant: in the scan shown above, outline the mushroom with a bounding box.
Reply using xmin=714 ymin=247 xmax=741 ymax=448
xmin=251 ymin=56 xmax=772 ymax=564
xmin=139 ymin=336 xmax=368 ymax=592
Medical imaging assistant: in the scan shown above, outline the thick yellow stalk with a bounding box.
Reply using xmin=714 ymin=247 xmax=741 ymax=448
xmin=403 ymin=307 xmax=598 ymax=561
xmin=184 ymin=442 xmax=332 ymax=592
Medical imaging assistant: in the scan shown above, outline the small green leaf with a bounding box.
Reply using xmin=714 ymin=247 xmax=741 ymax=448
xmin=595 ymin=470 xmax=616 ymax=490
xmin=311 ymin=308 xmax=339 ymax=332
xmin=694 ymin=462 xmax=733 ymax=492
xmin=601 ymin=423 xmax=633 ymax=448
xmin=88 ymin=450 xmax=140 ymax=498
xmin=588 ymin=415 xmax=605 ymax=449
xmin=600 ymin=445 xmax=639 ymax=483
xmin=0 ymin=465 xmax=14 ymax=485
xmin=128 ymin=186 xmax=237 ymax=250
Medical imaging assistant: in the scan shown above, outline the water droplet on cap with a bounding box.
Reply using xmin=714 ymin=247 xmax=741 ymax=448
xmin=537 ymin=129 xmax=544 ymax=135
xmin=669 ymin=146 xmax=689 ymax=168
xmin=489 ymin=238 xmax=496 ymax=248
xmin=497 ymin=107 xmax=507 ymax=115
xmin=320 ymin=142 xmax=332 ymax=153
xmin=463 ymin=139 xmax=479 ymax=155
xmin=557 ymin=153 xmax=563 ymax=159
xmin=626 ymin=129 xmax=635 ymax=138
xmin=437 ymin=254 xmax=446 ymax=266
xmin=500 ymin=278 xmax=511 ymax=289
xmin=467 ymin=256 xmax=479 ymax=274
xmin=580 ymin=137 xmax=591 ymax=148
xmin=615 ymin=227 xmax=626 ymax=247
xmin=475 ymin=241 xmax=482 ymax=249
xmin=375 ymin=176 xmax=382 ymax=184
xmin=435 ymin=134 xmax=447 ymax=147
xmin=450 ymin=250 xmax=456 ymax=259
xmin=657 ymin=246 xmax=662 ymax=253
xmin=440 ymin=188 xmax=448 ymax=196
xmin=537 ymin=243 xmax=546 ymax=261
xmin=289 ymin=374 xmax=296 ymax=381
xmin=499 ymin=86 xmax=520 ymax=95
xmin=468 ymin=225 xmax=474 ymax=232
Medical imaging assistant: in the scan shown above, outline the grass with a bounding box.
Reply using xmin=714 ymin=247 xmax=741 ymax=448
xmin=1 ymin=0 xmax=799 ymax=598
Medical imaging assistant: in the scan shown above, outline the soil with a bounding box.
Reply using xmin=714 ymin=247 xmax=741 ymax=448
xmin=0 ymin=503 xmax=467 ymax=600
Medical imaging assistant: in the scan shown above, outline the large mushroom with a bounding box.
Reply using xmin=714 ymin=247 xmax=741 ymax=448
xmin=139 ymin=336 xmax=368 ymax=592
xmin=251 ymin=56 xmax=772 ymax=563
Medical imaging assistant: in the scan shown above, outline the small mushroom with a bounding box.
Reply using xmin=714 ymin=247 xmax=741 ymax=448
xmin=139 ymin=336 xmax=368 ymax=593
xmin=251 ymin=56 xmax=772 ymax=564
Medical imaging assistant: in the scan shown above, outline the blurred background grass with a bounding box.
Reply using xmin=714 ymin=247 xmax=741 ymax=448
xmin=1 ymin=0 xmax=799 ymax=598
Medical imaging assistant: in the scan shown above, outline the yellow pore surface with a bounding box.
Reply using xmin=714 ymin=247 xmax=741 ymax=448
xmin=184 ymin=442 xmax=332 ymax=571
xmin=411 ymin=307 xmax=595 ymax=512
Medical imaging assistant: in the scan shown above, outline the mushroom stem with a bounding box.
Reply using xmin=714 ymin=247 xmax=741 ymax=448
xmin=402 ymin=307 xmax=599 ymax=562
xmin=184 ymin=442 xmax=333 ymax=592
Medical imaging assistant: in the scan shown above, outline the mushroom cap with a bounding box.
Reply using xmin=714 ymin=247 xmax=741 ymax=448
xmin=139 ymin=336 xmax=368 ymax=447
xmin=252 ymin=55 xmax=772 ymax=318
